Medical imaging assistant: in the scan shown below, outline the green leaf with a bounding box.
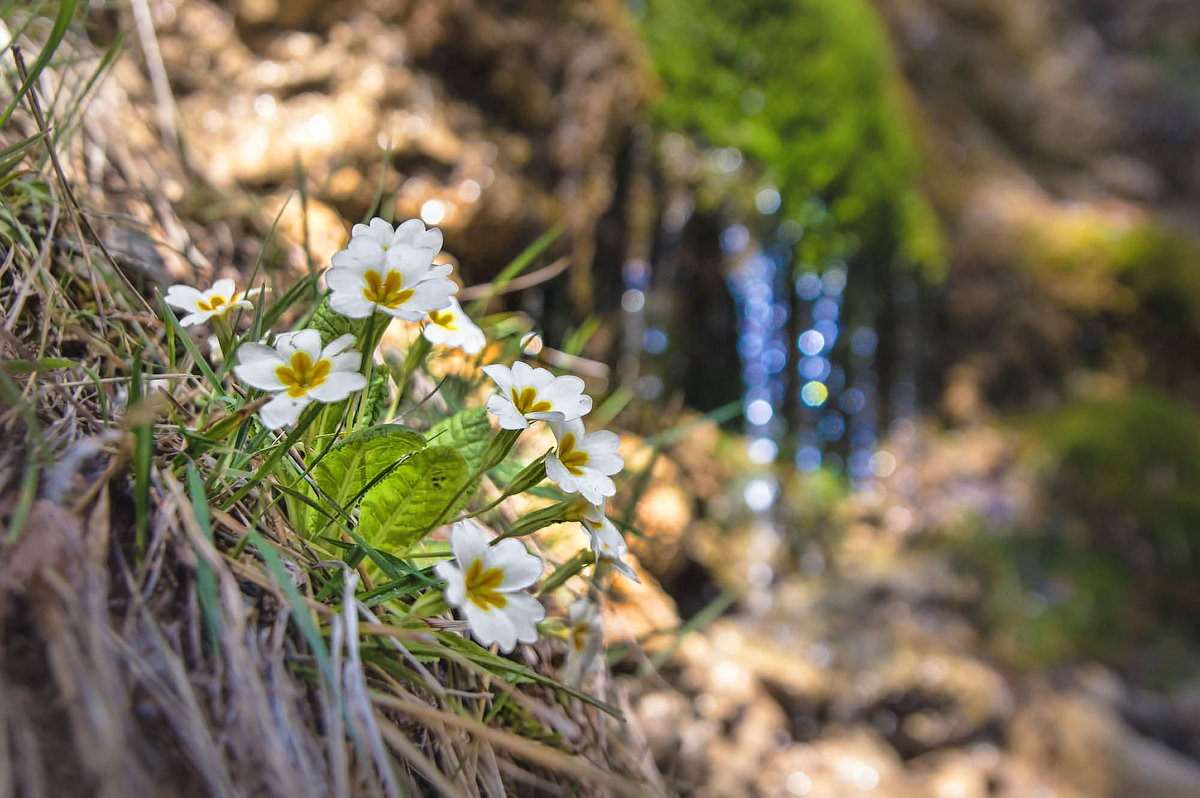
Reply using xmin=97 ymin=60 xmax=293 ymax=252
xmin=427 ymin=406 xmax=492 ymax=472
xmin=500 ymin=500 xmax=577 ymax=540
xmin=310 ymin=424 xmax=427 ymax=532
xmin=359 ymin=445 xmax=471 ymax=554
xmin=306 ymin=295 xmax=365 ymax=346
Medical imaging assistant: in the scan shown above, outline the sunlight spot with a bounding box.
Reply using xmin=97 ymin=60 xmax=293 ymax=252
xmin=795 ymin=445 xmax=821 ymax=472
xmin=642 ymin=329 xmax=668 ymax=354
xmin=457 ymin=179 xmax=481 ymax=202
xmin=795 ymin=272 xmax=822 ymax=300
xmin=621 ymin=289 xmax=645 ymax=313
xmin=744 ymin=478 xmax=776 ymax=512
xmin=746 ymin=399 xmax=773 ymax=425
xmin=801 ymin=381 xmax=828 ymax=407
xmin=306 ymin=113 xmax=331 ymax=143
xmin=870 ymin=450 xmax=897 ymax=478
xmin=420 ymin=199 xmax=446 ymax=226
xmin=755 ymin=187 xmax=781 ymax=214
xmin=798 ymin=330 xmax=825 ymax=356
xmin=786 ymin=771 xmax=812 ymax=796
xmin=253 ymin=93 xmax=276 ymax=118
xmin=884 ymin=506 xmax=913 ymax=534
xmin=748 ymin=437 xmax=778 ymax=464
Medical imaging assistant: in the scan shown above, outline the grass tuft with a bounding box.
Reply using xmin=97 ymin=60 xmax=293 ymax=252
xmin=0 ymin=9 xmax=671 ymax=797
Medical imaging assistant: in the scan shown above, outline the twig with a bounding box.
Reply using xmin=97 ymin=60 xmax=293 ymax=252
xmin=457 ymin=257 xmax=570 ymax=301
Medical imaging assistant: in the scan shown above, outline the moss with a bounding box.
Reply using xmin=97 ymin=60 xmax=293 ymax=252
xmin=1043 ymin=390 xmax=1200 ymax=557
xmin=1016 ymin=203 xmax=1200 ymax=331
xmin=934 ymin=391 xmax=1200 ymax=673
xmin=637 ymin=0 xmax=944 ymax=273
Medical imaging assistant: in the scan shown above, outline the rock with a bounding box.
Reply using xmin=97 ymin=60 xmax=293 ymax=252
xmin=911 ymin=751 xmax=991 ymax=798
xmin=1010 ymin=692 xmax=1200 ymax=798
xmin=756 ymin=727 xmax=918 ymax=798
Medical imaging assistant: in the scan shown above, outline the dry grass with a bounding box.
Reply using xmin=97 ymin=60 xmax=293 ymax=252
xmin=0 ymin=8 xmax=669 ymax=797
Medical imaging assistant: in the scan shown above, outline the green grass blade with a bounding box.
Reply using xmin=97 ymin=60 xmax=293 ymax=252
xmin=466 ymin=224 xmax=562 ymax=317
xmin=244 ymin=528 xmax=335 ymax=686
xmin=1 ymin=0 xmax=80 ymax=129
xmin=185 ymin=462 xmax=223 ymax=654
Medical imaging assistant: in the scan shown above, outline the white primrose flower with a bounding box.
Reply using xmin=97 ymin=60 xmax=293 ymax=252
xmin=422 ymin=296 xmax=486 ymax=354
xmin=434 ymin=520 xmax=546 ymax=654
xmin=581 ymin=502 xmax=638 ymax=582
xmin=325 ymin=217 xmax=457 ymax=321
xmin=545 ymin=417 xmax=623 ymax=504
xmin=481 ymin=361 xmax=592 ymax=430
xmin=165 ymin=278 xmax=260 ymax=327
xmin=562 ymin=597 xmax=603 ymax=685
xmin=233 ymin=330 xmax=367 ymax=429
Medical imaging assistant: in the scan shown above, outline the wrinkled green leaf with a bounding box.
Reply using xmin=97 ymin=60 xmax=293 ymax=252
xmin=306 ymin=295 xmax=364 ymax=346
xmin=427 ymin=406 xmax=492 ymax=472
xmin=359 ymin=445 xmax=471 ymax=553
xmin=310 ymin=424 xmax=427 ymax=533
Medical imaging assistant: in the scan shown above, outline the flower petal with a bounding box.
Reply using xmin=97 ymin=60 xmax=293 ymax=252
xmin=481 ymin=364 xmax=514 ymax=394
xmin=325 ymin=267 xmax=365 ymax=293
xmin=585 ymin=450 xmax=625 ymax=476
xmin=234 ymin=347 xmax=286 ymax=391
xmin=503 ymin=592 xmax=546 ymax=645
xmin=574 ymin=470 xmax=615 ymax=504
xmin=306 ymin=372 xmax=367 ymax=402
xmin=321 ymin=333 xmax=359 ymax=359
xmin=449 ymin=521 xmax=489 ymax=569
xmin=408 ymin=276 xmax=457 ymax=310
xmin=463 ymin=602 xmax=517 ymax=653
xmin=325 ymin=351 xmax=362 ymax=374
xmin=368 ymin=217 xmax=395 ymax=244
xmin=164 ymin=285 xmax=204 ymax=311
xmin=210 ymin=278 xmax=236 ymax=299
xmin=289 ymin=329 xmax=324 ymax=360
xmin=550 ymin=417 xmax=585 ymax=444
xmin=329 ymin=292 xmax=374 ymax=319
xmin=486 ymin=394 xmax=530 ymax=430
xmin=393 ymin=218 xmax=424 ymax=244
xmin=544 ymin=455 xmax=578 ymax=493
xmin=434 ymin=560 xmax=465 ymax=607
xmin=177 ymin=311 xmax=211 ymax=327
xmin=259 ymin=393 xmax=310 ymax=429
xmin=524 ymin=410 xmax=567 ymax=424
xmin=487 ymin=539 xmax=543 ymax=590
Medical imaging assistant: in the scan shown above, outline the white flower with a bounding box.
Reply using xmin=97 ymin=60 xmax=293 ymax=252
xmin=422 ymin=296 xmax=486 ymax=354
xmin=434 ymin=520 xmax=546 ymax=653
xmin=545 ymin=418 xmax=623 ymax=504
xmin=481 ymin=361 xmax=592 ymax=430
xmin=562 ymin=597 xmax=603 ymax=685
xmin=165 ymin=278 xmax=260 ymax=327
xmin=581 ymin=503 xmax=638 ymax=582
xmin=206 ymin=335 xmax=224 ymax=362
xmin=233 ymin=330 xmax=367 ymax=429
xmin=325 ymin=217 xmax=457 ymax=321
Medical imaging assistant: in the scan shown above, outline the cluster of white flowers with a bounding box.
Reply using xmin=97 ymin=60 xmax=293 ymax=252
xmin=166 ymin=217 xmax=635 ymax=658
xmin=439 ymin=358 xmax=635 ymax=653
xmin=166 ymin=218 xmax=484 ymax=429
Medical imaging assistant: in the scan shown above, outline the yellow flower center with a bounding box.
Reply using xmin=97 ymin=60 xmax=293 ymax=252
xmin=274 ymin=350 xmax=332 ymax=399
xmin=511 ymin=386 xmax=553 ymax=416
xmin=571 ymin=619 xmax=592 ymax=653
xmin=197 ymin=294 xmax=228 ymax=313
xmin=362 ymin=269 xmax=415 ymax=309
xmin=463 ymin=558 xmax=507 ymax=612
xmin=428 ymin=308 xmax=457 ymax=330
xmin=556 ymin=432 xmax=590 ymax=476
